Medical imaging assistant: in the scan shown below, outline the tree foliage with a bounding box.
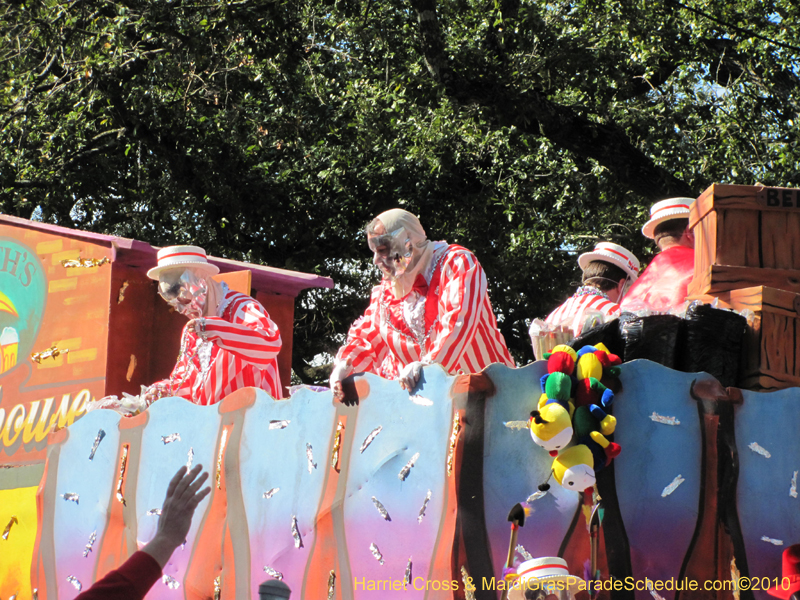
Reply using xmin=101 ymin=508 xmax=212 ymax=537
xmin=2 ymin=0 xmax=799 ymax=381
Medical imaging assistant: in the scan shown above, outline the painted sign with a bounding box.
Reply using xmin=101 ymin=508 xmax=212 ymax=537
xmin=0 ymin=225 xmax=111 ymax=464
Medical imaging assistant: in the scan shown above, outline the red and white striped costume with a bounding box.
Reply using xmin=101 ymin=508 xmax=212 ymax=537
xmin=545 ymin=287 xmax=621 ymax=337
xmin=153 ymin=287 xmax=282 ymax=404
xmin=336 ymin=244 xmax=515 ymax=379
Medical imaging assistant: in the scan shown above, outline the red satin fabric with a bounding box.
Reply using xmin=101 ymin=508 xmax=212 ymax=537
xmin=620 ymin=246 xmax=694 ymax=313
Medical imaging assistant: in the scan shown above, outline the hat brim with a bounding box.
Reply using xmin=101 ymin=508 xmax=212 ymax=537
xmin=642 ymin=209 xmax=691 ymax=239
xmin=146 ymin=261 xmax=220 ymax=281
xmin=578 ymin=252 xmax=638 ymax=282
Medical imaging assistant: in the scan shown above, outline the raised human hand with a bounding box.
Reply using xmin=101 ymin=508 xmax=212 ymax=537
xmin=142 ymin=465 xmax=211 ymax=567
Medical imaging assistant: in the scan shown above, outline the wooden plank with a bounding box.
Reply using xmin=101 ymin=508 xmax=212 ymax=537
xmin=689 ymin=184 xmax=718 ymax=228
xmin=761 ymin=211 xmax=800 ymax=270
xmin=716 ymin=209 xmax=761 ymax=267
xmin=739 ymin=370 xmax=800 ymax=392
xmin=693 ymin=265 xmax=800 ymax=296
xmin=692 ymin=208 xmax=716 ymax=278
xmin=761 ymin=311 xmax=793 ymax=377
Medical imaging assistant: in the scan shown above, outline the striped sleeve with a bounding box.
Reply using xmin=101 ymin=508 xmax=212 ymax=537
xmin=336 ymin=285 xmax=389 ymax=375
xmin=202 ymin=295 xmax=281 ymax=367
xmin=421 ymin=249 xmax=486 ymax=372
xmin=152 ymin=324 xmax=197 ymax=400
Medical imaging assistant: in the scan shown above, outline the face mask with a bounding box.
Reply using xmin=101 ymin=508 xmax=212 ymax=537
xmin=367 ymin=227 xmax=415 ymax=278
xmin=158 ymin=269 xmax=208 ymax=319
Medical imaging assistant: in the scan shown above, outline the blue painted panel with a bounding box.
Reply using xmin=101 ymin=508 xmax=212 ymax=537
xmin=239 ymin=387 xmax=336 ymax=598
xmin=736 ymin=387 xmax=800 ymax=600
xmin=614 ymin=360 xmax=703 ymax=600
xmin=483 ymin=361 xmax=580 ymax=576
xmin=343 ymin=366 xmax=454 ymax=599
xmin=52 ymin=408 xmax=121 ymax=600
xmin=134 ymin=396 xmax=219 ymax=599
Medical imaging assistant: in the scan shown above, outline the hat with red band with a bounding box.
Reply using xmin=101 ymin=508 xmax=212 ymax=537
xmin=146 ymin=245 xmax=220 ymax=280
xmin=578 ymin=242 xmax=640 ymax=281
xmin=508 ymin=557 xmax=582 ymax=600
xmin=642 ymin=197 xmax=696 ymax=239
xmin=768 ymin=544 xmax=800 ymax=599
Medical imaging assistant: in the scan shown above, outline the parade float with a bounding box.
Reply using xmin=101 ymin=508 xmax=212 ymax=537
xmin=1 ymin=183 xmax=799 ymax=600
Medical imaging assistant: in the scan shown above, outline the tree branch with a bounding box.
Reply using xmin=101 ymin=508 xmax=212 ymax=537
xmin=406 ymin=0 xmax=694 ymax=199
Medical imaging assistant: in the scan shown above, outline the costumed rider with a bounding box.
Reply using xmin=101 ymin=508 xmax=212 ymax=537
xmin=93 ymin=245 xmax=283 ymax=414
xmin=620 ymin=197 xmax=695 ymax=313
xmin=541 ymin=242 xmax=640 ymax=338
xmin=330 ymin=209 xmax=515 ymax=400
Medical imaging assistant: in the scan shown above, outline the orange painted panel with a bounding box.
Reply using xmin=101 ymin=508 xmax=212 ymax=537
xmin=0 ymin=224 xmax=111 ymax=465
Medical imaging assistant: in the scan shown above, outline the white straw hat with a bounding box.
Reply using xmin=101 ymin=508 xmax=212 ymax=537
xmin=578 ymin=242 xmax=640 ymax=281
xmin=146 ymin=245 xmax=220 ymax=280
xmin=641 ymin=197 xmax=695 ymax=239
xmin=508 ymin=557 xmax=583 ymax=600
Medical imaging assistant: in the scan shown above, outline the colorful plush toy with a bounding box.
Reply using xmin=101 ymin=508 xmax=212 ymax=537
xmin=574 ymin=345 xmax=617 ymax=409
xmin=542 ymin=445 xmax=596 ymax=493
xmin=533 ymin=343 xmax=623 ymax=495
xmin=543 ymin=344 xmax=578 ymax=375
xmin=539 ymin=344 xmax=578 ymax=412
xmin=529 ymin=403 xmax=573 ymax=456
xmin=572 ymin=404 xmax=620 ymax=470
xmin=539 ymin=370 xmax=573 ymax=411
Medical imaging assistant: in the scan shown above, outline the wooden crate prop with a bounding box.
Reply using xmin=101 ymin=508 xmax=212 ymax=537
xmin=692 ymin=286 xmax=800 ymax=391
xmin=688 ymin=183 xmax=800 ymax=296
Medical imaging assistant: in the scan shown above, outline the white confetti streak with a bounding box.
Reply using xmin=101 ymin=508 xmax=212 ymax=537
xmin=291 ymin=516 xmax=304 ymax=548
xmin=360 ymin=426 xmax=383 ymax=453
xmin=647 ymin=580 xmax=666 ymax=600
xmin=398 ymin=452 xmax=420 ymax=481
xmin=371 ymin=496 xmax=391 ymax=521
xmin=650 ymin=412 xmax=680 ymax=426
xmin=162 ymin=574 xmax=180 ymax=589
xmin=749 ymin=442 xmax=771 ymax=458
xmin=61 ymin=493 xmax=79 ymax=504
xmin=418 ymin=490 xmax=432 ymax=524
xmin=504 ymin=421 xmax=529 ymax=431
xmin=370 ymin=542 xmax=385 ymax=565
xmin=791 ymin=472 xmax=798 ymax=498
xmin=409 ymin=395 xmax=433 ymax=406
xmin=306 ymin=443 xmax=317 ymax=473
xmin=269 ymin=420 xmax=290 ymax=430
xmin=67 ymin=576 xmax=82 ymax=591
xmin=186 ymin=447 xmax=194 ymax=470
xmin=161 ymin=433 xmax=181 ymax=444
xmin=263 ymin=488 xmax=280 ymax=499
xmin=83 ymin=531 xmax=97 ymax=557
xmin=147 ymin=509 xmax=162 ymax=516
xmin=662 ymin=475 xmax=685 ymax=497
xmin=263 ymin=566 xmax=284 ymax=580
xmin=405 ymin=558 xmax=413 ymax=586
xmin=88 ymin=429 xmax=106 ymax=460
xmin=526 ymin=490 xmax=547 ymax=503
xmin=761 ymin=536 xmax=784 ymax=546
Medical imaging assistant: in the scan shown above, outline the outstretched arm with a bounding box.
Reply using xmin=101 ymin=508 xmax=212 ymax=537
xmin=75 ymin=465 xmax=211 ymax=600
xmin=331 ymin=286 xmax=389 ymax=401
